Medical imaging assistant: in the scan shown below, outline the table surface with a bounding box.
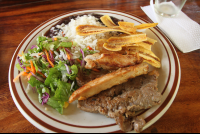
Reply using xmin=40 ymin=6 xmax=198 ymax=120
xmin=1 ymin=0 xmax=200 ymax=133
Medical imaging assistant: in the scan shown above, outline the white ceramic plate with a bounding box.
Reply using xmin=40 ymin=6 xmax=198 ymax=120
xmin=9 ymin=9 xmax=181 ymax=133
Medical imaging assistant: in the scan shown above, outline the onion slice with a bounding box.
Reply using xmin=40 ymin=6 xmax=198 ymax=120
xmin=31 ymin=45 xmax=37 ymax=49
xmin=65 ymin=64 xmax=71 ymax=74
xmin=64 ymin=48 xmax=73 ymax=56
xmin=80 ymin=49 xmax=85 ymax=67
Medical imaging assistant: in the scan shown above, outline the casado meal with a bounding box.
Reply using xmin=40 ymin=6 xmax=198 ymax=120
xmin=13 ymin=14 xmax=161 ymax=133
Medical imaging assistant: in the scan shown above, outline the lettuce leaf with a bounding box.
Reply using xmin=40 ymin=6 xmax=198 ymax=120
xmin=15 ymin=63 xmax=24 ymax=71
xmin=37 ymin=36 xmax=47 ymax=45
xmin=56 ymin=42 xmax=72 ymax=48
xmin=66 ymin=65 xmax=78 ymax=80
xmin=28 ymin=76 xmax=45 ymax=103
xmin=54 ymin=80 xmax=71 ymax=102
xmin=44 ymin=67 xmax=61 ymax=88
xmin=33 ymin=60 xmax=39 ymax=72
xmin=56 ymin=61 xmax=67 ymax=71
xmin=46 ymin=97 xmax=64 ymax=114
xmin=45 ymin=80 xmax=71 ymax=114
xmin=28 ymin=76 xmax=45 ymax=89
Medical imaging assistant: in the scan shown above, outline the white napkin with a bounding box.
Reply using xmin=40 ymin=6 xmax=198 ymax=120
xmin=141 ymin=2 xmax=200 ymax=53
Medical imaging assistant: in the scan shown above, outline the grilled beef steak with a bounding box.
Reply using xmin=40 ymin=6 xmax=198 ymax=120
xmin=77 ymin=70 xmax=162 ymax=132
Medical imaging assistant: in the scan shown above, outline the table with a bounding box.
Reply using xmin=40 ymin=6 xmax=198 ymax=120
xmin=0 ymin=0 xmax=200 ymax=133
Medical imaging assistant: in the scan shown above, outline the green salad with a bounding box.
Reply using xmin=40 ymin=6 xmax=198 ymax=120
xmin=14 ymin=36 xmax=96 ymax=114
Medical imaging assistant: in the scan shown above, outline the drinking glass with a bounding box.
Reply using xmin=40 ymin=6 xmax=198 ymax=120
xmin=154 ymin=0 xmax=187 ymax=17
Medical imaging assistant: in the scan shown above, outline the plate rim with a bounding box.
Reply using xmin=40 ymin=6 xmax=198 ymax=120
xmin=8 ymin=8 xmax=181 ymax=133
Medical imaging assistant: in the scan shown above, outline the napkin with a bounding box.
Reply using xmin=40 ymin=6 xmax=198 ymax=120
xmin=141 ymin=2 xmax=200 ymax=53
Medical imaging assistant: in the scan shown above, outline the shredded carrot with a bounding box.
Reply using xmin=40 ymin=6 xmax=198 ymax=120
xmin=66 ymin=53 xmax=71 ymax=60
xmin=38 ymin=52 xmax=43 ymax=56
xmin=25 ymin=70 xmax=30 ymax=73
xmin=44 ymin=49 xmax=54 ymax=67
xmin=26 ymin=66 xmax=31 ymax=71
xmin=26 ymin=67 xmax=31 ymax=73
xmin=13 ymin=71 xmax=25 ymax=82
xmin=37 ymin=71 xmax=46 ymax=78
xmin=62 ymin=31 xmax=65 ymax=37
xmin=56 ymin=46 xmax=63 ymax=51
xmin=30 ymin=60 xmax=36 ymax=74
xmin=76 ymin=59 xmax=81 ymax=63
xmin=54 ymin=38 xmax=57 ymax=41
xmin=92 ymin=68 xmax=100 ymax=72
xmin=87 ymin=46 xmax=93 ymax=50
xmin=18 ymin=54 xmax=22 ymax=57
xmin=22 ymin=72 xmax=29 ymax=76
xmin=56 ymin=48 xmax=59 ymax=51
xmin=56 ymin=46 xmax=62 ymax=52
xmin=27 ymin=73 xmax=32 ymax=79
xmin=64 ymin=48 xmax=71 ymax=60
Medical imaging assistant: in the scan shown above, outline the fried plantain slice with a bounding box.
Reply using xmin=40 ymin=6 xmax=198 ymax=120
xmin=96 ymin=39 xmax=126 ymax=54
xmin=126 ymin=46 xmax=160 ymax=62
xmin=76 ymin=25 xmax=132 ymax=36
xmin=129 ymin=51 xmax=161 ymax=68
xmin=102 ymin=34 xmax=147 ymax=51
xmin=107 ymin=33 xmax=147 ymax=44
xmin=144 ymin=37 xmax=157 ymax=45
xmin=126 ymin=46 xmax=161 ymax=68
xmin=103 ymin=42 xmax=132 ymax=51
xmin=135 ymin=23 xmax=158 ymax=29
xmin=100 ymin=15 xmax=117 ymax=27
xmin=135 ymin=42 xmax=152 ymax=50
xmin=118 ymin=21 xmax=137 ymax=33
xmin=68 ymin=62 xmax=149 ymax=103
xmin=134 ymin=37 xmax=157 ymax=50
xmin=96 ymin=39 xmax=110 ymax=53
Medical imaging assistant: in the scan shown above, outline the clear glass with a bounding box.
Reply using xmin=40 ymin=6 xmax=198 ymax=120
xmin=154 ymin=0 xmax=187 ymax=17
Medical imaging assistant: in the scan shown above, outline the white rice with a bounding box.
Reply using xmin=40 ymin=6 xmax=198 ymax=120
xmin=51 ymin=14 xmax=117 ymax=59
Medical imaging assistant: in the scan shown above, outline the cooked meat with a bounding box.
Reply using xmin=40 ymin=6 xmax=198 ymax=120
xmin=77 ymin=70 xmax=161 ymax=132
xmin=133 ymin=116 xmax=146 ymax=133
xmin=114 ymin=115 xmax=146 ymax=132
xmin=84 ymin=53 xmax=143 ymax=70
xmin=69 ymin=62 xmax=149 ymax=103
xmin=76 ymin=69 xmax=110 ymax=87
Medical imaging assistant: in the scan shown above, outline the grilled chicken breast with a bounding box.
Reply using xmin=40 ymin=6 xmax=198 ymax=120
xmin=84 ymin=53 xmax=143 ymax=70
